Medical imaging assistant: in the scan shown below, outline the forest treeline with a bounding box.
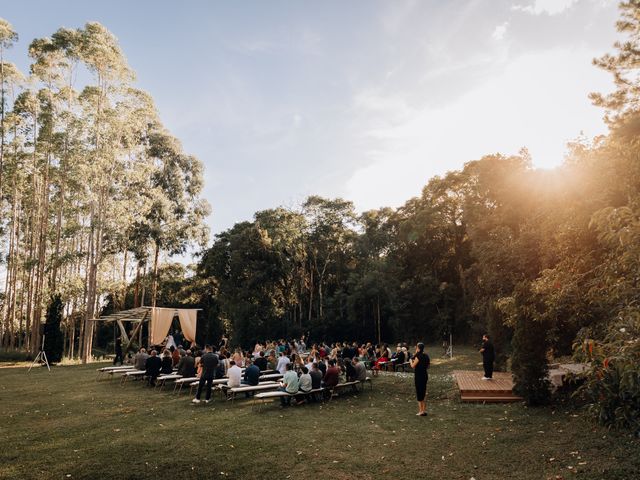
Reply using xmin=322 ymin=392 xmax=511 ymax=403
xmin=0 ymin=20 xmax=210 ymax=361
xmin=136 ymin=2 xmax=640 ymax=396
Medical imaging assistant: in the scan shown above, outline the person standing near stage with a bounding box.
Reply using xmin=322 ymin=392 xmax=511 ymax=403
xmin=113 ymin=336 xmax=123 ymax=365
xmin=410 ymin=342 xmax=430 ymax=416
xmin=480 ymin=334 xmax=495 ymax=380
xmin=193 ymin=345 xmax=218 ymax=404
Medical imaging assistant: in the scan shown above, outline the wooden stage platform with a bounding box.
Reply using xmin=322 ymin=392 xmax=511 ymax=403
xmin=454 ymin=370 xmax=523 ymax=403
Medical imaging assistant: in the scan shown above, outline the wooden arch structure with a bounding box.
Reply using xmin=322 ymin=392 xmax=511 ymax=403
xmin=90 ymin=307 xmax=151 ymax=354
xmin=91 ymin=306 xmax=200 ymax=354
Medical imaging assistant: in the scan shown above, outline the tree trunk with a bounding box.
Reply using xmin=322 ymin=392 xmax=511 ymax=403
xmin=151 ymin=242 xmax=160 ymax=308
xmin=307 ymin=261 xmax=313 ymax=323
xmin=31 ymin=136 xmax=53 ymax=356
xmin=376 ymin=296 xmax=381 ymax=345
xmin=0 ymin=44 xmax=6 ymax=201
xmin=121 ymin=249 xmax=128 ymax=310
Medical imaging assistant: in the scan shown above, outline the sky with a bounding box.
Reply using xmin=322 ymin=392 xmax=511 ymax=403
xmin=2 ymin=0 xmax=622 ymax=236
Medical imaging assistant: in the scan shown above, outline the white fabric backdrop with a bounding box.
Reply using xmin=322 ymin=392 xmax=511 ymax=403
xmin=177 ymin=309 xmax=197 ymax=343
xmin=150 ymin=308 xmax=175 ymax=345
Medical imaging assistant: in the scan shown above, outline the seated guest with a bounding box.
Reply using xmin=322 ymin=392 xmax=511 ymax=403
xmin=372 ymin=352 xmax=388 ymax=376
xmin=276 ymin=351 xmax=290 ymax=375
xmin=134 ymin=348 xmax=148 ymax=371
xmin=322 ymin=359 xmax=340 ymax=389
xmin=317 ymin=359 xmax=327 ymax=377
xmin=195 ymin=350 xmax=203 ymax=377
xmin=171 ymin=345 xmax=180 ymax=367
xmin=241 ymin=358 xmax=261 ymax=398
xmin=227 ymin=360 xmax=242 ymax=388
xmin=353 ymin=357 xmax=368 ymax=382
xmin=298 ymin=366 xmax=312 ymax=393
xmin=310 ymin=362 xmax=323 ymax=390
xmin=254 ymin=351 xmax=268 ymax=371
xmin=243 ymin=359 xmax=261 ymax=386
xmin=232 ymin=350 xmax=244 ymax=368
xmin=177 ymin=350 xmax=196 ymax=377
xmin=344 ymin=357 xmax=357 ymax=382
xmin=279 ymin=363 xmax=299 ymax=407
xmin=342 ymin=343 xmax=352 ymax=360
xmin=145 ymin=350 xmax=162 ymax=386
xmin=305 ymin=356 xmax=315 ymax=373
xmin=296 ymin=366 xmax=312 ymax=404
xmin=267 ymin=351 xmax=277 ymax=371
xmin=160 ymin=349 xmax=173 ymax=375
xmin=394 ymin=347 xmax=406 ymax=371
xmin=216 ymin=353 xmax=228 ymax=379
xmin=293 ymin=353 xmax=305 ymax=373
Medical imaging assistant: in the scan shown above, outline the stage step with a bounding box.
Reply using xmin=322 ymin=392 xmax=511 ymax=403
xmin=460 ymin=395 xmax=523 ymax=403
xmin=460 ymin=389 xmax=514 ymax=396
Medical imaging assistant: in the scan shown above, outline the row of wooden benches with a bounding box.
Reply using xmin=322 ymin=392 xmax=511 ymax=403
xmin=97 ymin=364 xmax=372 ymax=408
xmin=252 ymin=378 xmax=372 ymax=411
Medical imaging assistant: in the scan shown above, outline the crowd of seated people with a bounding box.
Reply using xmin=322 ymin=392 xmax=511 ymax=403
xmin=129 ymin=336 xmax=414 ymax=403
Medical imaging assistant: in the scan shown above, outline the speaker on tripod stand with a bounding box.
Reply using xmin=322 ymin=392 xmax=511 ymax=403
xmin=28 ymin=325 xmax=51 ymax=373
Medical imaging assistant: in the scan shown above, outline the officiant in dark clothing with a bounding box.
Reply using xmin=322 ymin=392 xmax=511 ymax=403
xmin=480 ymin=334 xmax=495 ymax=380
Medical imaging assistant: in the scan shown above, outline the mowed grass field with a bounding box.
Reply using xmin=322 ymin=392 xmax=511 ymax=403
xmin=1 ymin=347 xmax=639 ymax=480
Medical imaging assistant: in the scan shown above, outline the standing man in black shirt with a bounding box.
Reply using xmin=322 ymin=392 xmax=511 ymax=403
xmin=193 ymin=345 xmax=218 ymax=404
xmin=480 ymin=334 xmax=495 ymax=380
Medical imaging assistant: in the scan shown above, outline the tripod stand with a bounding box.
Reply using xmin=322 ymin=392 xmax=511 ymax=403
xmin=28 ymin=334 xmax=50 ymax=372
xmin=442 ymin=332 xmax=453 ymax=359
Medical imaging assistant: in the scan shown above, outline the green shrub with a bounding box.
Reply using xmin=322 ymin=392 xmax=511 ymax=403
xmin=511 ymin=315 xmax=550 ymax=405
xmin=573 ymin=313 xmax=640 ymax=434
xmin=511 ymin=284 xmax=550 ymax=406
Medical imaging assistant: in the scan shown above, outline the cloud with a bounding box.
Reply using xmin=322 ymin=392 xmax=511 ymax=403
xmin=492 ymin=22 xmax=509 ymax=40
xmin=512 ymin=0 xmax=580 ymax=16
xmin=344 ymin=46 xmax=613 ymax=212
xmin=228 ymin=39 xmax=276 ymax=54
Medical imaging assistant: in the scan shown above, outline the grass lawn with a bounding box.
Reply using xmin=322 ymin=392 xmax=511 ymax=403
xmin=1 ymin=346 xmax=638 ymax=480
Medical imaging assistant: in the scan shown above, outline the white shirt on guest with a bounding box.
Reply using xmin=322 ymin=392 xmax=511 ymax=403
xmin=276 ymin=355 xmax=290 ymax=375
xmin=227 ymin=365 xmax=242 ymax=388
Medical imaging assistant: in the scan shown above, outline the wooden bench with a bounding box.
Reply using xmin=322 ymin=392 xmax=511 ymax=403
xmin=155 ymin=374 xmax=182 ymax=390
xmin=188 ymin=378 xmax=230 ymax=397
xmin=120 ymin=370 xmax=147 ymax=385
xmin=328 ymin=381 xmax=360 ymax=400
xmin=96 ymin=365 xmax=134 ymax=380
xmin=252 ymin=390 xmax=293 ymax=411
xmin=173 ymin=376 xmax=199 ymax=394
xmin=223 ymin=382 xmax=280 ymax=402
xmin=259 ymin=373 xmax=283 ymax=381
xmin=252 ymin=387 xmax=327 ymax=411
